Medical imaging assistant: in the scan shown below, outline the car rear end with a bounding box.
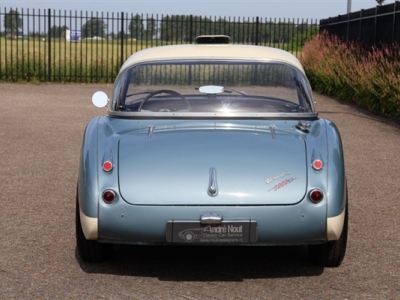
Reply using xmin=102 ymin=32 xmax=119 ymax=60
xmin=95 ymin=118 xmax=330 ymax=246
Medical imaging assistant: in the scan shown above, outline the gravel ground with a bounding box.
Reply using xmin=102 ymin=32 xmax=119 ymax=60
xmin=0 ymin=83 xmax=399 ymax=299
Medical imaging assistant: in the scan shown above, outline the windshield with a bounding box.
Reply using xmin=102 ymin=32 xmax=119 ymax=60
xmin=111 ymin=60 xmax=314 ymax=114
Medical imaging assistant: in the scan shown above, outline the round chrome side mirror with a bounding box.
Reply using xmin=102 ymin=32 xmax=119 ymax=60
xmin=92 ymin=91 xmax=109 ymax=108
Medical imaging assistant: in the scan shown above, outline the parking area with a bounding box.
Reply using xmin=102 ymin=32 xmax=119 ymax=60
xmin=0 ymin=83 xmax=399 ymax=299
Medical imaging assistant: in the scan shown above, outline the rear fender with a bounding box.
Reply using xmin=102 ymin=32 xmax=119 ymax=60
xmin=78 ymin=117 xmax=100 ymax=219
xmin=78 ymin=117 xmax=121 ymax=240
xmin=306 ymin=119 xmax=346 ymax=240
xmin=325 ymin=120 xmax=346 ymax=218
xmin=325 ymin=120 xmax=347 ymax=240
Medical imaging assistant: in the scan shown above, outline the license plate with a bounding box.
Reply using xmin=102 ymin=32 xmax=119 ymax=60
xmin=166 ymin=221 xmax=257 ymax=243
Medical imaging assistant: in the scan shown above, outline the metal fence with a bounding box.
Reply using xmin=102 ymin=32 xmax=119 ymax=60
xmin=320 ymin=2 xmax=400 ymax=48
xmin=0 ymin=7 xmax=318 ymax=83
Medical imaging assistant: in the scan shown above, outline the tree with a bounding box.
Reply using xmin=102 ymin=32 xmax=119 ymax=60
xmin=49 ymin=25 xmax=69 ymax=38
xmin=82 ymin=18 xmax=107 ymax=38
xmin=214 ymin=18 xmax=230 ymax=37
xmin=160 ymin=15 xmax=196 ymax=42
xmin=107 ymin=32 xmax=116 ymax=40
xmin=128 ymin=14 xmax=144 ymax=39
xmin=29 ymin=31 xmax=44 ymax=38
xmin=4 ymin=9 xmax=23 ymax=37
xmin=376 ymin=0 xmax=385 ymax=5
xmin=289 ymin=24 xmax=319 ymax=51
xmin=116 ymin=30 xmax=125 ymax=39
xmin=144 ymin=17 xmax=157 ymax=40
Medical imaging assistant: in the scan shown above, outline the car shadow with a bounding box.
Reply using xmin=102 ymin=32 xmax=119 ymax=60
xmin=76 ymin=244 xmax=324 ymax=281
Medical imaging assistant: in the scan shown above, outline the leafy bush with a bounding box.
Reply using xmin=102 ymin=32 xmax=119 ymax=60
xmin=300 ymin=32 xmax=400 ymax=118
xmin=289 ymin=26 xmax=319 ymax=52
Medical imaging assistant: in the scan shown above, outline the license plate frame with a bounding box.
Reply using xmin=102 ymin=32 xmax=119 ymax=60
xmin=166 ymin=220 xmax=258 ymax=244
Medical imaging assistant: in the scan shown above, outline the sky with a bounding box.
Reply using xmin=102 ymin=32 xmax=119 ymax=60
xmin=1 ymin=0 xmax=398 ymax=20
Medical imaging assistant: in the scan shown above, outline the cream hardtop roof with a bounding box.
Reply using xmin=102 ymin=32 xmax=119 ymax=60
xmin=119 ymin=44 xmax=305 ymax=75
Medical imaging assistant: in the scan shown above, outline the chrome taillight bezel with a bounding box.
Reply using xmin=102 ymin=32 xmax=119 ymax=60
xmin=309 ymin=188 xmax=324 ymax=203
xmin=102 ymin=161 xmax=113 ymax=172
xmin=312 ymin=159 xmax=323 ymax=171
xmin=102 ymin=189 xmax=116 ymax=204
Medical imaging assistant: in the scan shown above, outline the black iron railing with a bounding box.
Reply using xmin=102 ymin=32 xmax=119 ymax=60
xmin=0 ymin=7 xmax=318 ymax=83
xmin=320 ymin=2 xmax=400 ymax=48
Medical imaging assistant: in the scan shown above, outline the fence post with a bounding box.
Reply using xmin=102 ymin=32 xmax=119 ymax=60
xmin=120 ymin=12 xmax=124 ymax=67
xmin=47 ymin=8 xmax=51 ymax=82
xmin=359 ymin=10 xmax=362 ymax=44
xmin=189 ymin=15 xmax=193 ymax=43
xmin=374 ymin=6 xmax=377 ymax=46
xmin=393 ymin=2 xmax=397 ymax=44
xmin=346 ymin=9 xmax=350 ymax=41
xmin=255 ymin=17 xmax=259 ymax=45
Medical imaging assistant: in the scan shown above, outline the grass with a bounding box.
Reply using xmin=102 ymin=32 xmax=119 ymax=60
xmin=300 ymin=32 xmax=400 ymax=118
xmin=0 ymin=38 xmax=150 ymax=83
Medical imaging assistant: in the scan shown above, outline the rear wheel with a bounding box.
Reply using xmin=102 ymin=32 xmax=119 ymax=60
xmin=308 ymin=200 xmax=348 ymax=267
xmin=76 ymin=191 xmax=113 ymax=262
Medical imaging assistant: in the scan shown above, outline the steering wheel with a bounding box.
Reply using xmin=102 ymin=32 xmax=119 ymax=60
xmin=138 ymin=89 xmax=191 ymax=112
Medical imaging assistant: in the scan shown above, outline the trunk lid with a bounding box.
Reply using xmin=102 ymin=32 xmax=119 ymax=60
xmin=118 ymin=124 xmax=307 ymax=205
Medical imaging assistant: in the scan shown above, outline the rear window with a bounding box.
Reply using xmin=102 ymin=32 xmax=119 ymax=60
xmin=112 ymin=60 xmax=313 ymax=114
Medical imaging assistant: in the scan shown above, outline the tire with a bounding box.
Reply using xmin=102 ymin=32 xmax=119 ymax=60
xmin=76 ymin=190 xmax=113 ymax=262
xmin=309 ymin=195 xmax=348 ymax=267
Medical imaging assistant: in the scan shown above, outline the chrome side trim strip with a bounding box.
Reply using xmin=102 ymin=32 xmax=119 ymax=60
xmin=108 ymin=110 xmax=319 ymax=119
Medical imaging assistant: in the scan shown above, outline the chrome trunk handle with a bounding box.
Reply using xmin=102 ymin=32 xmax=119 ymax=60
xmin=200 ymin=213 xmax=223 ymax=225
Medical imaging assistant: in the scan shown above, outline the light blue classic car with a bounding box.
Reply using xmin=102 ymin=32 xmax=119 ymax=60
xmin=76 ymin=35 xmax=348 ymax=267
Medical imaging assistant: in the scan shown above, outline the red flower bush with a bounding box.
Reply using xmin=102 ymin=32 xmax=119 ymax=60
xmin=300 ymin=31 xmax=400 ymax=118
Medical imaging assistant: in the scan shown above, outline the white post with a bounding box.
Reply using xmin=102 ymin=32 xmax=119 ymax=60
xmin=347 ymin=0 xmax=352 ymax=13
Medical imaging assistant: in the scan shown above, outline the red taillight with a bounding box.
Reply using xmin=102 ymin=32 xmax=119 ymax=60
xmin=102 ymin=161 xmax=113 ymax=172
xmin=102 ymin=189 xmax=116 ymax=204
xmin=309 ymin=189 xmax=324 ymax=203
xmin=312 ymin=159 xmax=323 ymax=171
